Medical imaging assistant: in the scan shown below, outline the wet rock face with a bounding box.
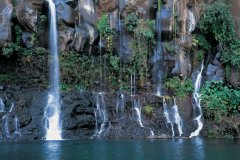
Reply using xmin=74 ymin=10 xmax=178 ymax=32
xmin=116 ymin=30 xmax=133 ymax=63
xmin=98 ymin=0 xmax=118 ymax=13
xmin=16 ymin=0 xmax=44 ymax=32
xmin=78 ymin=0 xmax=96 ymax=26
xmin=206 ymin=52 xmax=224 ymax=82
xmin=0 ymin=0 xmax=13 ymax=47
xmin=230 ymin=67 xmax=240 ymax=89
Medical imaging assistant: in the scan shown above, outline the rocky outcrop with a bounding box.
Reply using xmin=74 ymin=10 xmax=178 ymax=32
xmin=0 ymin=0 xmax=13 ymax=47
xmin=16 ymin=0 xmax=44 ymax=32
xmin=206 ymin=52 xmax=224 ymax=82
xmin=0 ymin=87 xmax=199 ymax=141
xmin=230 ymin=67 xmax=240 ymax=89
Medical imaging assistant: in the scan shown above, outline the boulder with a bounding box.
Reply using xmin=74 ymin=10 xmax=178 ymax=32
xmin=56 ymin=3 xmax=76 ymax=25
xmin=78 ymin=0 xmax=96 ymax=26
xmin=98 ymin=0 xmax=118 ymax=13
xmin=172 ymin=46 xmax=191 ymax=79
xmin=115 ymin=30 xmax=133 ymax=63
xmin=0 ymin=0 xmax=13 ymax=47
xmin=206 ymin=53 xmax=225 ymax=82
xmin=58 ymin=27 xmax=74 ymax=51
xmin=16 ymin=0 xmax=44 ymax=32
xmin=230 ymin=67 xmax=240 ymax=88
xmin=70 ymin=26 xmax=89 ymax=52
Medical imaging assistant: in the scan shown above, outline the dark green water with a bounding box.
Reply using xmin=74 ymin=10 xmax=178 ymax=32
xmin=0 ymin=138 xmax=239 ymax=160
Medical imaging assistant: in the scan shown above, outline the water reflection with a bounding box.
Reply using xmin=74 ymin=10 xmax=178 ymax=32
xmin=0 ymin=139 xmax=239 ymax=160
xmin=44 ymin=141 xmax=62 ymax=160
xmin=191 ymin=138 xmax=205 ymax=160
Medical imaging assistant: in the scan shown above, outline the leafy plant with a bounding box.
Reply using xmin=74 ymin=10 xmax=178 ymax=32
xmin=199 ymin=0 xmax=240 ymax=67
xmin=1 ymin=25 xmax=34 ymax=59
xmin=123 ymin=13 xmax=139 ymax=33
xmin=134 ymin=19 xmax=155 ymax=43
xmin=97 ymin=14 xmax=115 ymax=53
xmin=201 ymin=81 xmax=240 ymax=122
xmin=143 ymin=104 xmax=155 ymax=117
xmin=0 ymin=74 xmax=14 ymax=83
xmin=164 ymin=77 xmax=194 ymax=97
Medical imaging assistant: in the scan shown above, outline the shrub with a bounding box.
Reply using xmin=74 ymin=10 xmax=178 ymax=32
xmin=123 ymin=13 xmax=139 ymax=33
xmin=199 ymin=0 xmax=240 ymax=67
xmin=164 ymin=77 xmax=194 ymax=97
xmin=143 ymin=104 xmax=155 ymax=117
xmin=201 ymin=81 xmax=240 ymax=122
xmin=97 ymin=14 xmax=115 ymax=53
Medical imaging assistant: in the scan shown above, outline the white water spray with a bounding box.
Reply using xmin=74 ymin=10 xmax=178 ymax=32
xmin=93 ymin=92 xmax=111 ymax=137
xmin=133 ymin=99 xmax=144 ymax=127
xmin=163 ymin=98 xmax=183 ymax=137
xmin=13 ymin=115 xmax=21 ymax=136
xmin=188 ymin=9 xmax=196 ymax=33
xmin=0 ymin=98 xmax=5 ymax=112
xmin=44 ymin=0 xmax=62 ymax=140
xmin=132 ymin=98 xmax=155 ymax=136
xmin=3 ymin=115 xmax=10 ymax=138
xmin=116 ymin=92 xmax=125 ymax=119
xmin=173 ymin=98 xmax=183 ymax=136
xmin=190 ymin=62 xmax=204 ymax=138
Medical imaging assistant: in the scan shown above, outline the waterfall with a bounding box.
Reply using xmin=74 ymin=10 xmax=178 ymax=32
xmin=93 ymin=92 xmax=111 ymax=138
xmin=116 ymin=92 xmax=125 ymax=119
xmin=3 ymin=115 xmax=10 ymax=138
xmin=188 ymin=9 xmax=196 ymax=33
xmin=132 ymin=98 xmax=144 ymax=127
xmin=163 ymin=98 xmax=183 ymax=137
xmin=13 ymin=115 xmax=21 ymax=136
xmin=190 ymin=62 xmax=204 ymax=138
xmin=173 ymin=98 xmax=183 ymax=136
xmin=132 ymin=98 xmax=155 ymax=136
xmin=163 ymin=98 xmax=174 ymax=136
xmin=130 ymin=72 xmax=136 ymax=96
xmin=152 ymin=8 xmax=164 ymax=96
xmin=9 ymin=102 xmax=14 ymax=113
xmin=44 ymin=0 xmax=62 ymax=140
xmin=0 ymin=98 xmax=5 ymax=112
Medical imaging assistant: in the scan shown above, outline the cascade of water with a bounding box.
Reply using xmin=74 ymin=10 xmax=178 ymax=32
xmin=3 ymin=115 xmax=10 ymax=138
xmin=163 ymin=98 xmax=174 ymax=136
xmin=93 ymin=92 xmax=111 ymax=138
xmin=173 ymin=98 xmax=183 ymax=136
xmin=163 ymin=98 xmax=183 ymax=137
xmin=152 ymin=5 xmax=163 ymax=96
xmin=13 ymin=115 xmax=21 ymax=136
xmin=132 ymin=98 xmax=144 ymax=127
xmin=190 ymin=62 xmax=204 ymax=138
xmin=44 ymin=0 xmax=62 ymax=140
xmin=9 ymin=102 xmax=14 ymax=113
xmin=116 ymin=92 xmax=125 ymax=119
xmin=130 ymin=72 xmax=136 ymax=96
xmin=188 ymin=9 xmax=196 ymax=33
xmin=163 ymin=98 xmax=171 ymax=123
xmin=0 ymin=98 xmax=5 ymax=112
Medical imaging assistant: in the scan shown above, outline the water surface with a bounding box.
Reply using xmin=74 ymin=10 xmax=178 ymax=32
xmin=0 ymin=138 xmax=239 ymax=160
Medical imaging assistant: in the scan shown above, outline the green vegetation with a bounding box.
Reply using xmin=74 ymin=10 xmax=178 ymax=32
xmin=1 ymin=25 xmax=33 ymax=59
xmin=123 ymin=13 xmax=155 ymax=87
xmin=199 ymin=0 xmax=240 ymax=67
xmin=206 ymin=128 xmax=234 ymax=139
xmin=192 ymin=34 xmax=211 ymax=62
xmin=201 ymin=81 xmax=240 ymax=122
xmin=143 ymin=104 xmax=155 ymax=117
xmin=123 ymin=13 xmax=139 ymax=33
xmin=0 ymin=74 xmax=14 ymax=83
xmin=97 ymin=14 xmax=115 ymax=53
xmin=164 ymin=77 xmax=194 ymax=97
xmin=60 ymin=52 xmax=95 ymax=89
